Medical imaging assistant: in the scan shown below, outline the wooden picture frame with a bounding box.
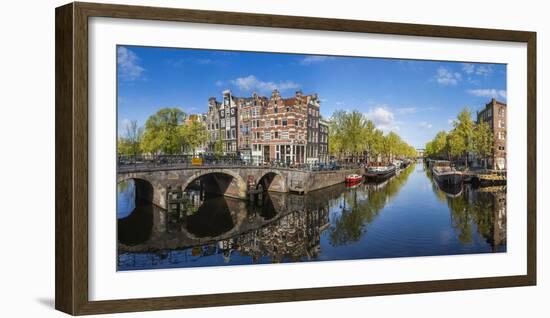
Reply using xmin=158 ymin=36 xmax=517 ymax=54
xmin=55 ymin=2 xmax=536 ymax=315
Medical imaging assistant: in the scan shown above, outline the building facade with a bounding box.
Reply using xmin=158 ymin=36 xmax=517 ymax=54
xmin=306 ymin=94 xmax=321 ymax=164
xmin=318 ymin=119 xmax=329 ymax=164
xmin=220 ymin=90 xmax=239 ymax=154
xmin=206 ymin=97 xmax=221 ymax=153
xmin=476 ymin=98 xmax=507 ymax=170
xmin=252 ymin=90 xmax=309 ymax=164
xmin=204 ymin=89 xmax=326 ymax=165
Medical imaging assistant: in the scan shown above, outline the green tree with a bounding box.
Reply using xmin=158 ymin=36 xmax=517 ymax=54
xmin=451 ymin=107 xmax=475 ymax=167
xmin=343 ymin=110 xmax=367 ymax=163
xmin=328 ymin=111 xmax=346 ymax=160
xmin=472 ymin=121 xmax=493 ymax=169
xmin=120 ymin=119 xmax=143 ymax=156
xmin=447 ymin=129 xmax=466 ymax=161
xmin=213 ymin=134 xmax=224 ymax=158
xmin=141 ymin=108 xmax=186 ymax=154
xmin=180 ymin=120 xmax=208 ymax=155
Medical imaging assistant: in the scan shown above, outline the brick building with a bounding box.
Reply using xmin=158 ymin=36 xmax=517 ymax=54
xmin=476 ymin=98 xmax=507 ymax=170
xmin=205 ymin=89 xmax=327 ymax=165
xmin=237 ymin=93 xmax=268 ymax=163
xmin=252 ymin=90 xmax=309 ymax=164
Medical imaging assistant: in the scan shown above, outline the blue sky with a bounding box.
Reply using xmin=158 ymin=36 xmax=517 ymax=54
xmin=117 ymin=45 xmax=506 ymax=149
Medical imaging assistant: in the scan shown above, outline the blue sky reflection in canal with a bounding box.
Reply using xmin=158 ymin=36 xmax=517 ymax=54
xmin=117 ymin=163 xmax=506 ymax=270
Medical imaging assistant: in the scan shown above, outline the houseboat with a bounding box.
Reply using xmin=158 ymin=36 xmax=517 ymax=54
xmin=432 ymin=160 xmax=463 ymax=186
xmin=365 ymin=164 xmax=396 ymax=181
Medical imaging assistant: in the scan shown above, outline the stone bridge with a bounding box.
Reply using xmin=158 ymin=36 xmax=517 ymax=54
xmin=117 ymin=165 xmax=363 ymax=209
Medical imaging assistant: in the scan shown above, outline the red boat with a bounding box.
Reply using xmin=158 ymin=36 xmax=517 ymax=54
xmin=345 ymin=174 xmax=363 ymax=184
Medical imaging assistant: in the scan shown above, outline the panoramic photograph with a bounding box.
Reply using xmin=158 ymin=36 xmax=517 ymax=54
xmin=116 ymin=45 xmax=507 ymax=271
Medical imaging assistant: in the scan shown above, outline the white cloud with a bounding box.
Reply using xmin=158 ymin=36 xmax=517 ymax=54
xmin=117 ymin=47 xmax=144 ymax=81
xmin=467 ymin=88 xmax=507 ymax=99
xmin=397 ymin=107 xmax=417 ymax=115
xmin=418 ymin=122 xmax=433 ymax=129
xmin=462 ymin=63 xmax=476 ymax=74
xmin=462 ymin=63 xmax=493 ymax=77
xmin=299 ymin=56 xmax=335 ymax=65
xmin=435 ymin=67 xmax=462 ymax=85
xmin=214 ymin=80 xmax=224 ymax=87
xmin=365 ymin=107 xmax=399 ymax=132
xmin=230 ymin=75 xmax=300 ymax=93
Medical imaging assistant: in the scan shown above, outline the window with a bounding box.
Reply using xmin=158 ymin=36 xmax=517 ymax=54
xmin=230 ymin=108 xmax=235 ymax=115
xmin=230 ymin=117 xmax=236 ymax=126
xmin=281 ymin=131 xmax=289 ymax=139
xmin=275 ymin=119 xmax=279 ymax=125
xmin=265 ymin=120 xmax=270 ymax=128
xmin=498 ymin=146 xmax=505 ymax=151
xmin=286 ymin=106 xmax=290 ymax=112
xmin=264 ymin=132 xmax=270 ymax=140
xmin=499 ymin=108 xmax=505 ymax=117
xmin=274 ymin=107 xmax=278 ymax=114
xmin=282 ymin=119 xmax=287 ymax=126
xmin=498 ymin=120 xmax=505 ymax=128
xmin=221 ymin=120 xmax=225 ymax=128
xmin=274 ymin=131 xmax=279 ymax=139
xmin=220 ymin=109 xmax=225 ymax=117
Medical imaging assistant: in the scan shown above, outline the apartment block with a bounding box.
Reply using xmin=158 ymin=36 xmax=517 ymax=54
xmin=205 ymin=89 xmax=327 ymax=165
xmin=476 ymin=98 xmax=507 ymax=170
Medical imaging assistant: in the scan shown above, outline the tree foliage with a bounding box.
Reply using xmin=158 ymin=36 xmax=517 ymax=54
xmin=328 ymin=110 xmax=415 ymax=163
xmin=141 ymin=108 xmax=187 ymax=154
xmin=425 ymin=107 xmax=494 ymax=167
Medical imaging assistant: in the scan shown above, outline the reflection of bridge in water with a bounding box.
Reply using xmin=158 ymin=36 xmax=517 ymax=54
xmin=118 ymin=184 xmax=344 ymax=255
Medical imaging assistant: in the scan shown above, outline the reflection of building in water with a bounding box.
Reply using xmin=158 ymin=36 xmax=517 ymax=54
xmin=490 ymin=189 xmax=507 ymax=250
xmin=448 ymin=185 xmax=507 ymax=251
xmin=219 ymin=207 xmax=330 ymax=264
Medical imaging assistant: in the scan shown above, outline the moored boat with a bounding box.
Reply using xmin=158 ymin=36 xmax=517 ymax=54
xmin=345 ymin=174 xmax=363 ymax=184
xmin=432 ymin=161 xmax=463 ymax=186
xmin=365 ymin=164 xmax=396 ymax=181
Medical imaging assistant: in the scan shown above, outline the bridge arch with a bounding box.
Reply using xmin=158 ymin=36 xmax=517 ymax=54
xmin=181 ymin=169 xmax=248 ymax=200
xmin=117 ymin=177 xmax=154 ymax=206
xmin=257 ymin=171 xmax=288 ymax=193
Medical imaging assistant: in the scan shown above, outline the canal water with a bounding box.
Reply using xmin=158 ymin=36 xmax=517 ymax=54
xmin=117 ymin=162 xmax=506 ymax=271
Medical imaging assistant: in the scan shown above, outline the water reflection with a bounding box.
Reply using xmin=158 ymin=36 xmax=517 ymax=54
xmin=117 ymin=162 xmax=506 ymax=270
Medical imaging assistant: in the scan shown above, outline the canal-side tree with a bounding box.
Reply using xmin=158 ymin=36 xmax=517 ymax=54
xmin=447 ymin=129 xmax=466 ymax=162
xmin=180 ymin=120 xmax=209 ymax=155
xmin=472 ymin=121 xmax=493 ymax=169
xmin=213 ymin=133 xmax=224 ymax=158
xmin=451 ymin=107 xmax=475 ymax=167
xmin=120 ymin=119 xmax=143 ymax=156
xmin=362 ymin=121 xmax=378 ymax=163
xmin=370 ymin=129 xmax=385 ymax=163
xmin=328 ymin=110 xmax=349 ymax=161
xmin=383 ymin=131 xmax=401 ymax=162
xmin=343 ymin=110 xmax=368 ymax=163
xmin=141 ymin=108 xmax=187 ymax=154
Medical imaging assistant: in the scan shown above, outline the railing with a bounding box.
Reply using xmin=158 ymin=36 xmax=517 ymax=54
xmin=117 ymin=154 xmax=363 ymax=172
